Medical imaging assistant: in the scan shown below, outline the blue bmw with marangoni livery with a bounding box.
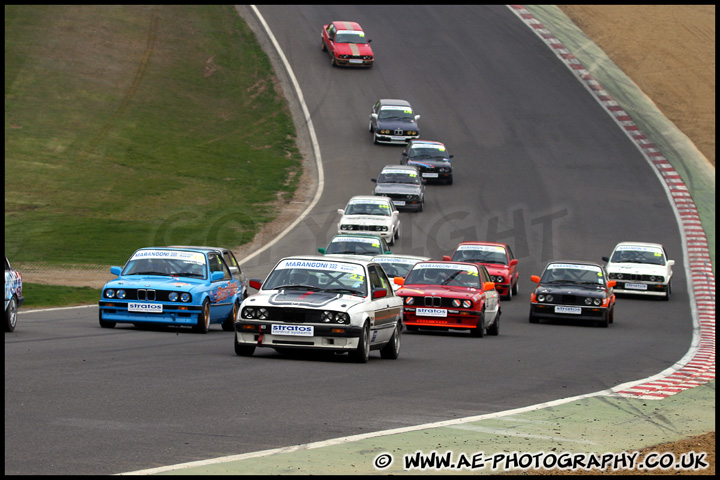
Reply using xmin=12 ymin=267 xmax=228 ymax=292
xmin=98 ymin=246 xmax=243 ymax=333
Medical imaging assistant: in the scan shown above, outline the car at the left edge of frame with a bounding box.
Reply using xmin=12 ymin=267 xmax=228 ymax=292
xmin=5 ymin=256 xmax=24 ymax=332
xmin=321 ymin=20 xmax=374 ymax=68
xmin=98 ymin=246 xmax=244 ymax=333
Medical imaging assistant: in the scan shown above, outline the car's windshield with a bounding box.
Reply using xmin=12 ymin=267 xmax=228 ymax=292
xmin=334 ymin=32 xmax=368 ymax=44
xmin=377 ymin=171 xmax=421 ymax=185
xmin=610 ymin=247 xmax=665 ymax=265
xmin=345 ymin=202 xmax=391 ymax=216
xmin=326 ymin=239 xmax=384 ymax=256
xmin=263 ymin=260 xmax=367 ymax=297
xmin=452 ymin=247 xmax=507 ymax=265
xmin=405 ymin=265 xmax=481 ymax=288
xmin=407 ymin=146 xmax=447 ymax=160
xmin=378 ymin=106 xmax=415 ymax=121
xmin=375 ymin=261 xmax=414 ymax=278
xmin=540 ymin=264 xmax=605 ymax=285
xmin=122 ymin=250 xmax=206 ymax=278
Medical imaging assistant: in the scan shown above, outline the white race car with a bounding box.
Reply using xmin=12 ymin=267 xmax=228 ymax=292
xmin=337 ymin=195 xmax=401 ymax=245
xmin=603 ymin=242 xmax=675 ymax=299
xmin=234 ymin=255 xmax=403 ymax=362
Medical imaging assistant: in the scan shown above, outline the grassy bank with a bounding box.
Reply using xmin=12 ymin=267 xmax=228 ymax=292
xmin=5 ymin=5 xmax=301 ymax=267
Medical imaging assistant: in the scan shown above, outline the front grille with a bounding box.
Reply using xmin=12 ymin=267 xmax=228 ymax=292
xmin=406 ymin=296 xmax=458 ymax=308
xmin=609 ymin=273 xmax=664 ymax=282
xmin=342 ymin=224 xmax=384 ymax=232
xmin=384 ymin=193 xmax=417 ymax=201
xmin=266 ymin=307 xmax=323 ymax=323
xmin=118 ymin=289 xmax=179 ymax=302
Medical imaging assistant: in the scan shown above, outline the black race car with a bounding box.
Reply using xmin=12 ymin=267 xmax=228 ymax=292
xmin=529 ymin=260 xmax=616 ymax=327
xmin=371 ymin=164 xmax=425 ymax=212
xmin=401 ymin=139 xmax=454 ymax=184
xmin=369 ymin=99 xmax=420 ymax=144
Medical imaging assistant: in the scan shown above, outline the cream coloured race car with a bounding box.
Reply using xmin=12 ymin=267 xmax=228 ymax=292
xmin=234 ymin=255 xmax=403 ymax=363
xmin=603 ymin=242 xmax=675 ymax=300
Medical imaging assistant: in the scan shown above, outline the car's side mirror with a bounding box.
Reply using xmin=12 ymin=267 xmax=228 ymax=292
xmin=371 ymin=113 xmax=378 ymax=120
xmin=448 ymin=154 xmax=454 ymax=159
xmin=667 ymin=260 xmax=675 ymax=266
xmin=607 ymin=280 xmax=617 ymax=288
xmin=211 ymin=271 xmax=224 ymax=282
xmin=442 ymin=255 xmax=451 ymax=261
xmin=414 ymin=115 xmax=421 ymax=121
xmin=394 ymin=277 xmax=405 ymax=286
xmin=111 ymin=266 xmax=122 ymax=276
xmin=371 ymin=178 xmax=377 ymax=183
xmin=337 ymin=209 xmax=344 ymax=215
xmin=531 ymin=275 xmax=541 ymax=284
xmin=384 ymin=250 xmax=392 ymax=254
xmin=249 ymin=279 xmax=262 ymax=290
xmin=483 ymin=281 xmax=495 ymax=292
xmin=318 ymin=247 xmax=327 ymax=255
xmin=402 ymin=152 xmax=408 ymax=156
xmin=367 ymin=39 xmax=372 ymax=43
xmin=509 ymin=259 xmax=518 ymax=267
xmin=372 ymin=288 xmax=387 ymax=299
xmin=602 ymin=256 xmax=610 ymax=262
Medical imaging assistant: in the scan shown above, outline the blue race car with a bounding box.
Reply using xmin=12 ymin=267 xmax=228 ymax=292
xmin=98 ymin=246 xmax=243 ymax=333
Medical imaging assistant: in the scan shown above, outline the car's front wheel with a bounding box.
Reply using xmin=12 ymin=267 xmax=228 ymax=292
xmin=350 ymin=322 xmax=370 ymax=363
xmin=5 ymin=296 xmax=18 ymax=332
xmin=470 ymin=311 xmax=485 ymax=337
xmin=380 ymin=322 xmax=401 ymax=359
xmin=234 ymin=334 xmax=255 ymax=356
xmin=321 ymin=38 xmax=326 ymax=51
xmin=512 ymin=279 xmax=519 ymax=296
xmin=663 ymin=281 xmax=672 ymax=301
xmin=193 ymin=299 xmax=211 ymax=333
xmin=487 ymin=311 xmax=500 ymax=336
xmin=222 ymin=300 xmax=239 ymax=332
xmin=98 ymin=309 xmax=116 ymax=329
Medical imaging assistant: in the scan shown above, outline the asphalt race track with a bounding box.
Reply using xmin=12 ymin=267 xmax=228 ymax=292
xmin=4 ymin=6 xmax=698 ymax=475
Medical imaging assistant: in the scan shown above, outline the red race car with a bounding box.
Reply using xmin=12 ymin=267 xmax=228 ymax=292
xmin=394 ymin=261 xmax=500 ymax=337
xmin=444 ymin=242 xmax=519 ymax=300
xmin=321 ymin=21 xmax=374 ymax=68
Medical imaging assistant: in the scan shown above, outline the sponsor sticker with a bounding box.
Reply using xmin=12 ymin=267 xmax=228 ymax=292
xmin=422 ymin=172 xmax=439 ymax=178
xmin=128 ymin=303 xmax=163 ymax=313
xmin=130 ymin=249 xmax=205 ymax=265
xmin=272 ymin=324 xmax=314 ymax=336
xmin=416 ymin=308 xmax=447 ymax=317
xmin=554 ymin=306 xmax=582 ymax=315
xmin=625 ymin=283 xmax=648 ymax=290
xmin=457 ymin=244 xmax=505 ymax=253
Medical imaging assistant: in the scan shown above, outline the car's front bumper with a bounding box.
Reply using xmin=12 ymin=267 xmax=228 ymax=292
xmin=99 ymin=301 xmax=202 ymax=325
xmin=403 ymin=308 xmax=481 ymax=330
xmin=612 ymin=281 xmax=669 ymax=297
xmin=235 ymin=321 xmax=363 ymax=352
xmin=334 ymin=57 xmax=373 ymax=67
xmin=374 ymin=133 xmax=419 ymax=144
xmin=530 ymin=304 xmax=609 ymax=322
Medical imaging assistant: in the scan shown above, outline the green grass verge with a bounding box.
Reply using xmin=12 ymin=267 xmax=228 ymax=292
xmin=21 ymin=283 xmax=101 ymax=309
xmin=5 ymin=5 xmax=301 ymax=266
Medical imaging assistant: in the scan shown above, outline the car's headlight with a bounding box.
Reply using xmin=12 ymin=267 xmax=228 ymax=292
xmin=321 ymin=311 xmax=350 ymax=324
xmin=380 ymin=129 xmax=390 ymax=134
xmin=104 ymin=289 xmax=115 ymax=299
xmin=116 ymin=289 xmax=126 ymax=299
xmin=168 ymin=292 xmax=178 ymax=302
xmin=242 ymin=307 xmax=268 ymax=320
xmin=377 ymin=225 xmax=388 ymax=231
xmin=340 ymin=224 xmax=352 ymax=230
xmin=585 ymin=297 xmax=602 ymax=306
xmin=537 ymin=294 xmax=553 ymax=303
xmin=491 ymin=275 xmax=504 ymax=283
xmin=180 ymin=293 xmax=191 ymax=303
xmin=452 ymin=299 xmax=472 ymax=308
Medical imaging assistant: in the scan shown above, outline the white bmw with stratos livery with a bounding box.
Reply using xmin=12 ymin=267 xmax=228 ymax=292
xmin=602 ymin=242 xmax=675 ymax=300
xmin=234 ymin=256 xmax=403 ymax=363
